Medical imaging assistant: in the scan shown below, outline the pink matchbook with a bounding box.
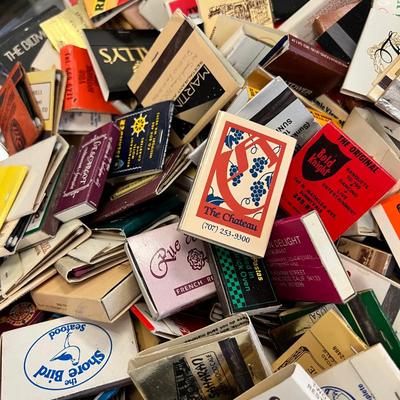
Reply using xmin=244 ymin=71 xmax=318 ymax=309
xmin=126 ymin=222 xmax=216 ymax=319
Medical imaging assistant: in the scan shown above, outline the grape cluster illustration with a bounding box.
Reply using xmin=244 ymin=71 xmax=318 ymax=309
xmin=225 ymin=128 xmax=244 ymax=148
xmin=231 ymin=128 xmax=244 ymax=143
xmin=229 ymin=164 xmax=243 ymax=186
xmin=250 ymin=181 xmax=266 ymax=206
xmin=249 ymin=157 xmax=267 ymax=178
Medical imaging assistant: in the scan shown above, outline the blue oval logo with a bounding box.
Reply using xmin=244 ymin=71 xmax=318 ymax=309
xmin=322 ymin=386 xmax=356 ymax=400
xmin=24 ymin=322 xmax=112 ymax=391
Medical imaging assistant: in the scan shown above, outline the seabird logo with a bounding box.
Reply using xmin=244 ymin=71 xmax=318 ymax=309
xmin=24 ymin=322 xmax=112 ymax=391
xmin=50 ymin=332 xmax=81 ymax=366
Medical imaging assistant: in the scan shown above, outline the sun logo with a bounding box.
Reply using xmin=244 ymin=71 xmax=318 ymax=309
xmin=131 ymin=114 xmax=148 ymax=136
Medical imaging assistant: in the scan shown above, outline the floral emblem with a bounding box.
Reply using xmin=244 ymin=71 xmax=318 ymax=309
xmin=187 ymin=248 xmax=207 ymax=270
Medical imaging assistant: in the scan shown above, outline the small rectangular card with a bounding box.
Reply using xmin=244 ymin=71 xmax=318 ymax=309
xmin=0 ymin=63 xmax=44 ymax=155
xmin=179 ymin=111 xmax=296 ymax=257
xmin=272 ymin=310 xmax=367 ymax=374
xmin=260 ymin=34 xmax=348 ymax=99
xmin=236 ymin=364 xmax=329 ymax=400
xmin=54 ymin=122 xmax=119 ymax=222
xmin=265 ymin=211 xmax=355 ymax=303
xmin=279 ymin=123 xmax=396 ymax=241
xmin=126 ymin=222 xmax=216 ymax=320
xmin=109 ymin=101 xmax=174 ymax=181
xmin=315 ymin=344 xmax=400 ymax=400
xmin=341 ymin=8 xmax=400 ymax=99
xmin=235 ymin=76 xmax=321 ymax=151
xmin=1 ymin=313 xmax=137 ymax=400
xmin=83 ymin=28 xmax=159 ymax=100
xmin=128 ymin=10 xmax=244 ymax=145
xmin=0 ymin=7 xmax=59 ymax=71
xmin=207 ymin=244 xmax=281 ymax=316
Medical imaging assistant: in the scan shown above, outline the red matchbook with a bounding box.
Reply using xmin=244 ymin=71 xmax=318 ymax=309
xmin=279 ymin=123 xmax=396 ymax=241
xmin=60 ymin=45 xmax=120 ymax=114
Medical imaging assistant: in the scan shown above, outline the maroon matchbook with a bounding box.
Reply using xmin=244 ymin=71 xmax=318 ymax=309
xmin=260 ymin=34 xmax=349 ymax=98
xmin=54 ymin=122 xmax=119 ymax=222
